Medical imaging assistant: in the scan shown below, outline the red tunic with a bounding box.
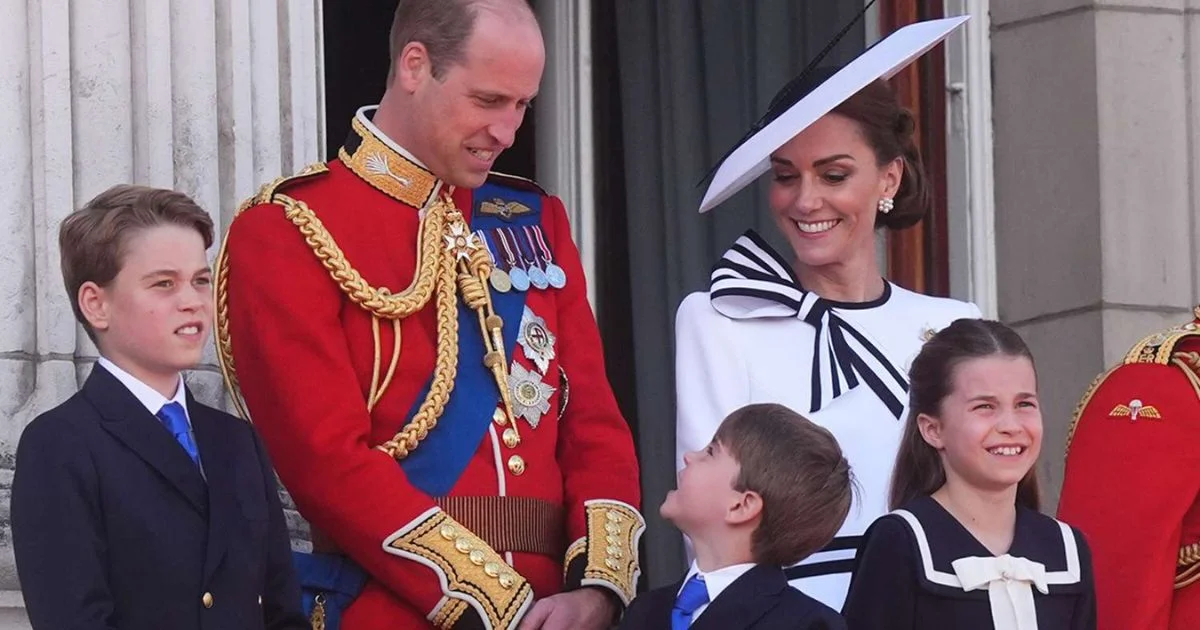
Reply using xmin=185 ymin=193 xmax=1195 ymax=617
xmin=217 ymin=115 xmax=643 ymax=629
xmin=1058 ymin=307 xmax=1200 ymax=630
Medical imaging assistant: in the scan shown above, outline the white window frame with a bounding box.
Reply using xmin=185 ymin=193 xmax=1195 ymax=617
xmin=945 ymin=0 xmax=998 ymax=316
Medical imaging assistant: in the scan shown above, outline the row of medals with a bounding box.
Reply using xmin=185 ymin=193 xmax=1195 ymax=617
xmin=473 ymin=225 xmax=567 ymax=293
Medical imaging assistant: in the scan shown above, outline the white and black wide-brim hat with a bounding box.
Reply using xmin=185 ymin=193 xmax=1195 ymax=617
xmin=698 ymin=14 xmax=969 ymax=214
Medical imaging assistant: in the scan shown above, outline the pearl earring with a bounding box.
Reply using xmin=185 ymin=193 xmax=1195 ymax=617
xmin=877 ymin=197 xmax=894 ymax=214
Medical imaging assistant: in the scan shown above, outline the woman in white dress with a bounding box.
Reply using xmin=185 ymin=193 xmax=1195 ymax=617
xmin=675 ymin=17 xmax=978 ymax=610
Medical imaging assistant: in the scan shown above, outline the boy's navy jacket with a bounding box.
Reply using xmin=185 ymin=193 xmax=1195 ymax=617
xmin=619 ymin=564 xmax=846 ymax=630
xmin=11 ymin=364 xmax=308 ymax=630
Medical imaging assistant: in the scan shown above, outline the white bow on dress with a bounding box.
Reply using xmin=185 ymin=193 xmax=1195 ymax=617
xmin=951 ymin=554 xmax=1050 ymax=630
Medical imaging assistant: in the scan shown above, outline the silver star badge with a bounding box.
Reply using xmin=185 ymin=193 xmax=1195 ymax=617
xmin=517 ymin=306 xmax=556 ymax=373
xmin=507 ymin=363 xmax=556 ymax=429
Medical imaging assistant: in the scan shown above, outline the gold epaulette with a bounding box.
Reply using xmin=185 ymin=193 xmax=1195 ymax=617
xmin=215 ymin=163 xmax=331 ymax=421
xmin=486 ymin=170 xmax=548 ymax=195
xmin=235 ymin=162 xmax=331 ymax=216
xmin=1064 ymin=307 xmax=1200 ymax=455
xmin=1123 ymin=308 xmax=1200 ymax=366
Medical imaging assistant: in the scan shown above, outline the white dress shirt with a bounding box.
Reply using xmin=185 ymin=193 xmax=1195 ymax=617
xmin=678 ymin=562 xmax=757 ymax=624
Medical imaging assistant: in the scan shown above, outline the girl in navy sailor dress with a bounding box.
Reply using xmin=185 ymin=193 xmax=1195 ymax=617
xmin=841 ymin=320 xmax=1096 ymax=629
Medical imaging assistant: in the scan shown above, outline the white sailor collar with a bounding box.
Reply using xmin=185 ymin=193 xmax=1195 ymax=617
xmin=888 ymin=496 xmax=1088 ymax=600
xmin=709 ymin=229 xmax=908 ymax=419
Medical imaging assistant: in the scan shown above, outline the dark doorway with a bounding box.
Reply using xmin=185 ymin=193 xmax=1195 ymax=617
xmin=321 ymin=1 xmax=538 ymax=178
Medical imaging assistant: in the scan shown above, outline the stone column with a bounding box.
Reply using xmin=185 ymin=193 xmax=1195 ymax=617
xmin=991 ymin=0 xmax=1200 ymax=509
xmin=0 ymin=0 xmax=323 ymax=624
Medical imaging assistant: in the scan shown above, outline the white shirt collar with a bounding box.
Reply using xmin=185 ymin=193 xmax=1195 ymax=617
xmin=355 ymin=105 xmax=430 ymax=168
xmin=97 ymin=357 xmax=190 ymax=424
xmin=679 ymin=561 xmax=757 ymax=621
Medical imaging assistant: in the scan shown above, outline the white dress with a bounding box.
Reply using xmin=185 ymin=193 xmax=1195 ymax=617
xmin=674 ymin=230 xmax=982 ymax=610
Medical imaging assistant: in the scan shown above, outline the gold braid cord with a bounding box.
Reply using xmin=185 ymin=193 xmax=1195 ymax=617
xmin=216 ymin=164 xmax=330 ymax=421
xmin=1175 ymin=351 xmax=1200 ymax=401
xmin=1063 ymin=366 xmax=1116 ymax=458
xmin=219 ymin=178 xmax=512 ymax=460
xmin=284 ymin=190 xmax=464 ymax=460
xmin=277 ymin=192 xmax=444 ymax=320
xmin=1178 ymin=542 xmax=1200 ymax=589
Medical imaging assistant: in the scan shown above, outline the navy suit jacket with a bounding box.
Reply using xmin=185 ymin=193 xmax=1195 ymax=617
xmin=11 ymin=365 xmax=308 ymax=630
xmin=619 ymin=564 xmax=846 ymax=630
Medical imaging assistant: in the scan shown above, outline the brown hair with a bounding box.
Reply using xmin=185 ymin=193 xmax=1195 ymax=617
xmin=889 ymin=319 xmax=1042 ymax=511
xmin=713 ymin=403 xmax=853 ymax=566
xmin=387 ymin=0 xmax=535 ymax=84
xmin=832 ymin=78 xmax=930 ymax=230
xmin=59 ymin=184 xmax=214 ymax=342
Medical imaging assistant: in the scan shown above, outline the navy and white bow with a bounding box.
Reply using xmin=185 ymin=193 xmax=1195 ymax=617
xmin=708 ymin=230 xmax=909 ymax=419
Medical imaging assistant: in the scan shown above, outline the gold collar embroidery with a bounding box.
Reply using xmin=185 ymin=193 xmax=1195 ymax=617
xmin=339 ymin=115 xmax=441 ymax=209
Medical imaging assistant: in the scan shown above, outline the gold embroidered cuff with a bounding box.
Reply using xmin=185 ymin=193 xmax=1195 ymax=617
xmin=384 ymin=508 xmax=533 ymax=630
xmin=578 ymin=500 xmax=645 ymax=605
xmin=429 ymin=597 xmax=471 ymax=628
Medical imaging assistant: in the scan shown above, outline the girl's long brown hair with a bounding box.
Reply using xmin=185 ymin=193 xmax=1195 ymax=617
xmin=888 ymin=319 xmax=1042 ymax=511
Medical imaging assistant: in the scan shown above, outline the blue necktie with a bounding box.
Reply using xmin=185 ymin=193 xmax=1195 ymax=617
xmin=672 ymin=574 xmax=708 ymax=630
xmin=157 ymin=402 xmax=201 ymax=469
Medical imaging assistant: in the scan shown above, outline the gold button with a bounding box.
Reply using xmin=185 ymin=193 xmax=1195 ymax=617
xmin=502 ymin=428 xmax=520 ymax=448
xmin=484 ymin=562 xmax=502 ymax=577
xmin=202 ymin=592 xmax=214 ymax=608
xmin=455 ymin=537 xmax=472 ymax=553
xmin=469 ymin=549 xmax=486 ymax=565
xmin=605 ymin=559 xmax=620 ymax=570
xmin=507 ymin=455 xmax=526 ymax=475
xmin=606 ymin=511 xmax=621 ymax=522
xmin=499 ymin=573 xmax=516 ymax=589
xmin=493 ymin=408 xmax=508 ymax=426
xmin=439 ymin=525 xmax=457 ymax=540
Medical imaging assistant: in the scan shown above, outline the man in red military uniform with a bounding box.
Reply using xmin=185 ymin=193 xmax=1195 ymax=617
xmin=1058 ymin=306 xmax=1200 ymax=630
xmin=214 ymin=1 xmax=643 ymax=629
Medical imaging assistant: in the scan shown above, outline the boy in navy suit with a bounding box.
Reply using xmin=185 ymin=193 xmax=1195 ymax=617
xmin=621 ymin=403 xmax=851 ymax=630
xmin=11 ymin=185 xmax=308 ymax=630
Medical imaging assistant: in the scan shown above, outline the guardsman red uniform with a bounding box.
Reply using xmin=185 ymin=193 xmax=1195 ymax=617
xmin=1058 ymin=306 xmax=1200 ymax=630
xmin=216 ymin=108 xmax=644 ymax=629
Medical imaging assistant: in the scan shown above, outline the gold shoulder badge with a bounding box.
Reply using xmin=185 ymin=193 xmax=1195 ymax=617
xmin=1108 ymin=399 xmax=1162 ymax=422
xmin=479 ymin=198 xmax=533 ymax=219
